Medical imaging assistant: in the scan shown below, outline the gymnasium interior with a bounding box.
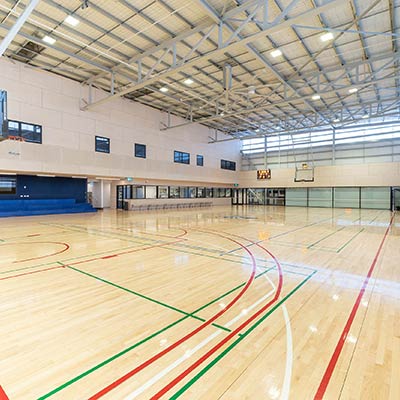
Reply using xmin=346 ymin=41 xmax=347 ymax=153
xmin=0 ymin=0 xmax=399 ymax=399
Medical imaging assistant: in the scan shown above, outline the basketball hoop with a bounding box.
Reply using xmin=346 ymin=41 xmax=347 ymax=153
xmin=294 ymin=167 xmax=314 ymax=182
xmin=8 ymin=135 xmax=25 ymax=142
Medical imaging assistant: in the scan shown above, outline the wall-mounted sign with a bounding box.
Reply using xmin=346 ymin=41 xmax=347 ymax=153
xmin=257 ymin=169 xmax=271 ymax=180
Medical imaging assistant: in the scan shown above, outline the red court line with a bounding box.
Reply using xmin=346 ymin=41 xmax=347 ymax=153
xmin=65 ymin=239 xmax=183 ymax=268
xmin=88 ymin=232 xmax=257 ymax=400
xmin=101 ymin=255 xmax=118 ymax=260
xmin=0 ymin=265 xmax=64 ymax=281
xmin=174 ymin=229 xmax=188 ymax=238
xmin=113 ymin=227 xmax=188 ymax=240
xmin=313 ymin=213 xmax=394 ymax=400
xmin=4 ymin=241 xmax=71 ymax=264
xmin=0 ymin=386 xmax=9 ymax=400
xmin=151 ymin=231 xmax=284 ymax=399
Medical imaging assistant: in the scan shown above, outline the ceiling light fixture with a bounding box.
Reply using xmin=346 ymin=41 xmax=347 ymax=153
xmin=362 ymin=111 xmax=369 ymax=119
xmin=312 ymin=94 xmax=321 ymax=100
xmin=65 ymin=15 xmax=79 ymax=26
xmin=270 ymin=49 xmax=282 ymax=58
xmin=42 ymin=35 xmax=56 ymax=45
xmin=183 ymin=78 xmax=194 ymax=85
xmin=320 ymin=32 xmax=334 ymax=42
xmin=159 ymin=87 xmax=169 ymax=93
xmin=349 ymin=88 xmax=358 ymax=94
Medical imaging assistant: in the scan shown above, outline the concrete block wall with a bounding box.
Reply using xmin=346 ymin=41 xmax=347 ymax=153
xmin=0 ymin=58 xmax=240 ymax=185
xmin=239 ymin=162 xmax=400 ymax=188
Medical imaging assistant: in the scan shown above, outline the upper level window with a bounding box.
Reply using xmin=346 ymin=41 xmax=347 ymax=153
xmin=174 ymin=150 xmax=190 ymax=164
xmin=95 ymin=136 xmax=110 ymax=153
xmin=8 ymin=120 xmax=42 ymax=144
xmin=221 ymin=159 xmax=236 ymax=171
xmin=197 ymin=155 xmax=204 ymax=166
xmin=135 ymin=143 xmax=146 ymax=158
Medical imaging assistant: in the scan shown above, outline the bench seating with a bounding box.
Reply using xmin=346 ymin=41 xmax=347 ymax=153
xmin=0 ymin=199 xmax=97 ymax=217
xmin=128 ymin=201 xmax=212 ymax=211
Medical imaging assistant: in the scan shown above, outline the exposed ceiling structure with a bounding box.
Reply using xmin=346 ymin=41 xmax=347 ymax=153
xmin=0 ymin=0 xmax=399 ymax=141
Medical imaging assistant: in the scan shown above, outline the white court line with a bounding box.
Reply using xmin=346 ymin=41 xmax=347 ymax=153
xmin=263 ymin=273 xmax=293 ymax=400
xmin=124 ymin=287 xmax=276 ymax=400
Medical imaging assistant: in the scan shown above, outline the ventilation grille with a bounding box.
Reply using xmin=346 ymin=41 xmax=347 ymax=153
xmin=11 ymin=40 xmax=45 ymax=63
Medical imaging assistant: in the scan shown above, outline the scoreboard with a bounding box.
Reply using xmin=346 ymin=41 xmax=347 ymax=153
xmin=257 ymin=169 xmax=271 ymax=180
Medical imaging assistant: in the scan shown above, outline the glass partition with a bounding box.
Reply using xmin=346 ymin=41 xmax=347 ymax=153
xmin=170 ymin=186 xmax=180 ymax=198
xmin=188 ymin=187 xmax=196 ymax=198
xmin=309 ymin=188 xmax=332 ymax=208
xmin=158 ymin=186 xmax=168 ymax=198
xmin=334 ymin=187 xmax=360 ymax=208
xmin=197 ymin=187 xmax=206 ymax=198
xmin=361 ymin=187 xmax=390 ymax=209
xmin=286 ymin=188 xmax=308 ymax=206
xmin=146 ymin=186 xmax=157 ymax=199
xmin=132 ymin=186 xmax=145 ymax=199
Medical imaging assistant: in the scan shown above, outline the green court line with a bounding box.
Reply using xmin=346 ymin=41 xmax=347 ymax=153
xmin=1 ymin=224 xmax=315 ymax=278
xmin=0 ymin=244 xmax=143 ymax=275
xmin=336 ymin=228 xmax=365 ymax=253
xmin=170 ymin=270 xmax=317 ymax=399
xmin=307 ymin=226 xmax=346 ymax=248
xmin=37 ymin=266 xmax=283 ymax=399
xmin=58 ymin=262 xmax=206 ymax=324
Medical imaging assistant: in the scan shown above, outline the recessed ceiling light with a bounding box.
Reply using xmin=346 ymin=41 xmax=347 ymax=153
xmin=220 ymin=112 xmax=225 ymax=116
xmin=159 ymin=87 xmax=169 ymax=93
xmin=270 ymin=49 xmax=282 ymax=58
xmin=333 ymin=116 xmax=340 ymax=122
xmin=42 ymin=35 xmax=56 ymax=45
xmin=183 ymin=78 xmax=194 ymax=85
xmin=362 ymin=112 xmax=369 ymax=119
xmin=312 ymin=94 xmax=321 ymax=100
xmin=349 ymin=88 xmax=358 ymax=94
xmin=320 ymin=32 xmax=334 ymax=42
xmin=64 ymin=15 xmax=79 ymax=26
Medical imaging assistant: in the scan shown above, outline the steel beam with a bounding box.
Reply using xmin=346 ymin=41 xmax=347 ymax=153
xmin=81 ymin=0 xmax=349 ymax=111
xmin=0 ymin=0 xmax=40 ymax=57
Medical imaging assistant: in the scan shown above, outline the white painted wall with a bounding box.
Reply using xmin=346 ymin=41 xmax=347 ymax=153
xmin=239 ymin=162 xmax=400 ymax=188
xmin=0 ymin=58 xmax=240 ymax=184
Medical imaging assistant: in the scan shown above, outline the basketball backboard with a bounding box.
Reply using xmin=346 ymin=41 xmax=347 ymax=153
xmin=294 ymin=167 xmax=314 ymax=182
xmin=0 ymin=90 xmax=8 ymax=140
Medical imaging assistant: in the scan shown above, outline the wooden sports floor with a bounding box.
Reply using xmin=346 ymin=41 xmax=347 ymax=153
xmin=0 ymin=206 xmax=398 ymax=400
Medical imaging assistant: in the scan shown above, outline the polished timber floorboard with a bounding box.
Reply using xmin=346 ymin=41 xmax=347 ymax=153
xmin=0 ymin=206 xmax=398 ymax=400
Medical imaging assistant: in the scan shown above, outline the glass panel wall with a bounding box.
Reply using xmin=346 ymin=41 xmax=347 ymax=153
xmin=197 ymin=187 xmax=206 ymax=198
xmin=158 ymin=186 xmax=168 ymax=198
xmin=132 ymin=186 xmax=145 ymax=199
xmin=286 ymin=188 xmax=308 ymax=206
xmin=248 ymin=188 xmax=265 ymax=205
xmin=309 ymin=188 xmax=333 ymax=208
xmin=334 ymin=188 xmax=360 ymax=208
xmin=170 ymin=187 xmax=180 ymax=198
xmin=146 ymin=186 xmax=157 ymax=199
xmin=361 ymin=187 xmax=390 ymax=209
